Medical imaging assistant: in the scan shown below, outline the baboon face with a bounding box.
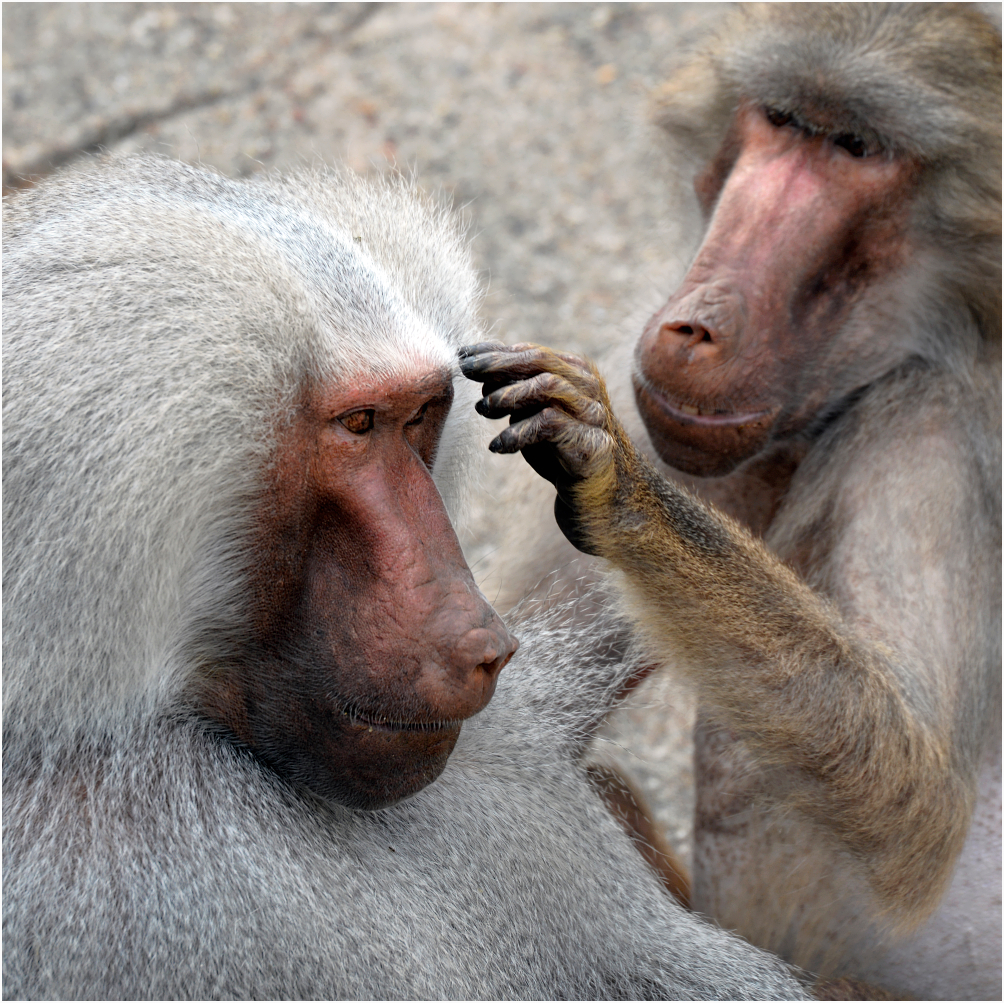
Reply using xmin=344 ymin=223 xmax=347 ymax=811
xmin=200 ymin=367 xmax=518 ymax=810
xmin=634 ymin=101 xmax=918 ymax=477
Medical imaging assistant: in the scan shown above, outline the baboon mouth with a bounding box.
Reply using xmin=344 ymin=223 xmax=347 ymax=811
xmin=633 ymin=375 xmax=779 ymax=477
xmin=336 ymin=699 xmax=462 ymax=734
xmin=650 ymin=388 xmax=772 ymax=427
xmin=634 ymin=375 xmax=775 ymax=425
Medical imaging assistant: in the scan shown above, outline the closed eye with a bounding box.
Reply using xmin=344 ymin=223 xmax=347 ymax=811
xmin=405 ymin=401 xmax=430 ymax=426
xmin=765 ymin=106 xmax=794 ymax=129
xmin=833 ymin=133 xmax=870 ymax=158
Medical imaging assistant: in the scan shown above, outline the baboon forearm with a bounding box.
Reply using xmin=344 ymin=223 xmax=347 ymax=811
xmin=461 ymin=341 xmax=978 ymax=919
xmin=598 ymin=460 xmax=971 ymax=919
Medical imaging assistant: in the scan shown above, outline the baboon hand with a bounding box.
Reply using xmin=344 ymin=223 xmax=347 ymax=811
xmin=459 ymin=342 xmax=631 ymax=555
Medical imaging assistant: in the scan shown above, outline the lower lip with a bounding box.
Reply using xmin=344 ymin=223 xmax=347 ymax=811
xmin=339 ymin=705 xmax=459 ymax=735
xmin=642 ymin=384 xmax=770 ymax=428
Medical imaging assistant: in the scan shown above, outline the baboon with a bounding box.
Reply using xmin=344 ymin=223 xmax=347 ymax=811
xmin=1 ymin=156 xmax=810 ymax=1000
xmin=462 ymin=4 xmax=1001 ymax=999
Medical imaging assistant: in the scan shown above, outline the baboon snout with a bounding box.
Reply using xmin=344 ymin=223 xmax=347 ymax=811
xmin=642 ymin=281 xmax=747 ymax=373
xmin=427 ymin=599 xmax=519 ymax=715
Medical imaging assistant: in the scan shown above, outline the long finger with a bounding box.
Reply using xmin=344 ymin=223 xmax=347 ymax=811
xmin=506 ymin=342 xmax=593 ymax=367
xmin=476 ymin=371 xmax=606 ymax=426
xmin=458 ymin=341 xmax=586 ymax=368
xmin=458 ymin=344 xmax=597 ymax=389
xmin=489 ymin=406 xmax=613 ymax=479
xmin=457 ymin=341 xmax=510 ymax=359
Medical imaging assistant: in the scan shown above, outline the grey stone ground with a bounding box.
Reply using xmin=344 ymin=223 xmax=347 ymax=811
xmin=4 ymin=1 xmax=731 ymax=868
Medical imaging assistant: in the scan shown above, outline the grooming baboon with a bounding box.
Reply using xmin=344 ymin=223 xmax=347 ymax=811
xmin=463 ymin=4 xmax=1001 ymax=999
xmin=1 ymin=156 xmax=811 ymax=1000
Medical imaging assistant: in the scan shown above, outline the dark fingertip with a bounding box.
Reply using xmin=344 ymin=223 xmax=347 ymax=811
xmin=458 ymin=341 xmax=507 ymax=358
xmin=458 ymin=355 xmax=492 ymax=378
xmin=488 ymin=437 xmax=503 ymax=453
xmin=475 ymin=397 xmax=490 ymax=416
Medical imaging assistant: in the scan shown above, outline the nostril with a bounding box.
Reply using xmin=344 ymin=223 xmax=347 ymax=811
xmin=660 ymin=321 xmax=716 ymax=345
xmin=482 ymin=632 xmax=519 ymax=677
xmin=480 ymin=647 xmax=516 ymax=679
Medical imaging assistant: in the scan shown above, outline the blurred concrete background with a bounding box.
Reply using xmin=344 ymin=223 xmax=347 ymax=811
xmin=3 ymin=2 xmax=731 ymax=868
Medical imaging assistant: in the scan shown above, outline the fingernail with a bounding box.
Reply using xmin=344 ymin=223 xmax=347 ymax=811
xmin=475 ymin=398 xmax=490 ymax=416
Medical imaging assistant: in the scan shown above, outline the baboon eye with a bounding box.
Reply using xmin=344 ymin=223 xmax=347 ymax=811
xmin=765 ymin=106 xmax=793 ymax=128
xmin=834 ymin=133 xmax=869 ymax=158
xmin=405 ymin=402 xmax=430 ymax=426
xmin=338 ymin=409 xmax=375 ymax=434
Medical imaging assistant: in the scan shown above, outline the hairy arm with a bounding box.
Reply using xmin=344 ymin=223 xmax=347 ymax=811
xmin=460 ymin=342 xmax=997 ymax=924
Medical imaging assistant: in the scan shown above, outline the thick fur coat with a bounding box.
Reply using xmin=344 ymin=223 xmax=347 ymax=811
xmin=2 ymin=158 xmax=805 ymax=1001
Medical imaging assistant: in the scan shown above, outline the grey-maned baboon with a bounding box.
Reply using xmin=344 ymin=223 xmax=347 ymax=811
xmin=462 ymin=4 xmax=1001 ymax=999
xmin=1 ymin=157 xmax=810 ymax=1000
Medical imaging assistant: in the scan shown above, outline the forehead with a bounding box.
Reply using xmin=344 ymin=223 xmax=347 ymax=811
xmin=185 ymin=177 xmax=459 ymax=381
xmin=322 ymin=318 xmax=457 ymax=385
